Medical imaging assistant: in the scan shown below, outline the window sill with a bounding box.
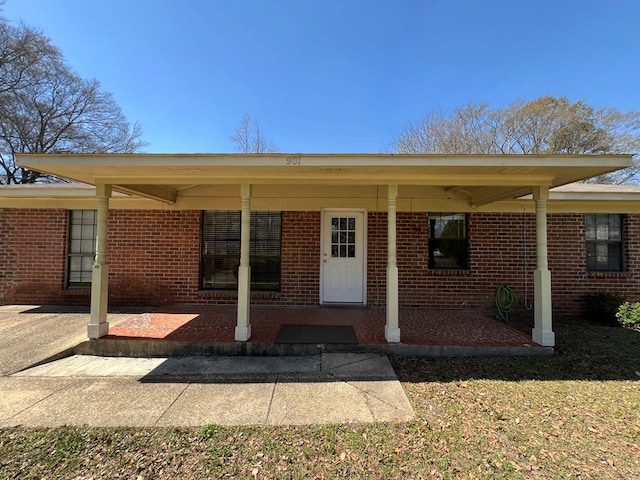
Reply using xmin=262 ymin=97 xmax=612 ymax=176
xmin=197 ymin=290 xmax=281 ymax=296
xmin=587 ymin=271 xmax=628 ymax=277
xmin=62 ymin=287 xmax=91 ymax=294
xmin=425 ymin=269 xmax=471 ymax=276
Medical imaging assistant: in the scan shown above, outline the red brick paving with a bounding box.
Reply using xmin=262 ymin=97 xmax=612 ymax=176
xmin=107 ymin=306 xmax=537 ymax=347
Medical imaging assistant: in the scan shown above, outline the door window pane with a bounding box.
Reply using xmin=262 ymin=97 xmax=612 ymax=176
xmin=330 ymin=216 xmax=356 ymax=258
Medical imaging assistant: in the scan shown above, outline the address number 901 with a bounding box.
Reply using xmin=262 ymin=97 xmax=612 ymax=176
xmin=286 ymin=155 xmax=301 ymax=166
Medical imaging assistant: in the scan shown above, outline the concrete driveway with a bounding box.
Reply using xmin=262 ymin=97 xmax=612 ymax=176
xmin=0 ymin=305 xmax=136 ymax=376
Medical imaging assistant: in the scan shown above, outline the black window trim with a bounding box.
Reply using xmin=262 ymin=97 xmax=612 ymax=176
xmin=428 ymin=212 xmax=469 ymax=270
xmin=586 ymin=213 xmax=624 ymax=272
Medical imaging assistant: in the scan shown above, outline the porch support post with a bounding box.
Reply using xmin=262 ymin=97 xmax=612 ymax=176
xmin=532 ymin=186 xmax=555 ymax=347
xmin=88 ymin=183 xmax=111 ymax=339
xmin=235 ymin=184 xmax=252 ymax=341
xmin=385 ymin=184 xmax=401 ymax=343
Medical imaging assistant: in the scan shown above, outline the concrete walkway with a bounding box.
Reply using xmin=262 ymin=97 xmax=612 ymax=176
xmin=1 ymin=353 xmax=414 ymax=427
xmin=0 ymin=305 xmax=414 ymax=426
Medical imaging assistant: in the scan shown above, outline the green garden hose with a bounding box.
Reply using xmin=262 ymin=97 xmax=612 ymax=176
xmin=495 ymin=285 xmax=516 ymax=322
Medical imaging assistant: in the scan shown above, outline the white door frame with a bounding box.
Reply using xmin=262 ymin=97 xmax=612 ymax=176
xmin=319 ymin=208 xmax=367 ymax=305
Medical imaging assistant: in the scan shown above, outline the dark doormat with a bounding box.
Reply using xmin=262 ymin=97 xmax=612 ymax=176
xmin=276 ymin=324 xmax=358 ymax=344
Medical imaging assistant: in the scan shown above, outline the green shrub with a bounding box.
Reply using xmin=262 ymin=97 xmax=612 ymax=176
xmin=582 ymin=292 xmax=625 ymax=326
xmin=616 ymin=302 xmax=640 ymax=330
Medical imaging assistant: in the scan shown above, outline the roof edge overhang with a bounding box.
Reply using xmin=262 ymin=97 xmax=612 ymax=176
xmin=12 ymin=152 xmax=635 ymax=207
xmin=3 ymin=181 xmax=640 ymax=213
xmin=15 ymin=152 xmax=634 ymax=167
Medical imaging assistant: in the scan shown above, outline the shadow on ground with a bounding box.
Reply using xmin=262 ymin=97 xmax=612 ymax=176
xmin=137 ymin=352 xmax=398 ymax=384
xmin=21 ymin=306 xmax=150 ymax=315
xmin=391 ymin=317 xmax=640 ymax=382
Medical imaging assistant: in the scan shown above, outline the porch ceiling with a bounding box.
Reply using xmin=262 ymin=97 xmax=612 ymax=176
xmin=16 ymin=153 xmax=632 ymax=207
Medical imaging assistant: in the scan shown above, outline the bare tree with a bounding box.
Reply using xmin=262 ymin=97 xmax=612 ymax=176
xmin=589 ymin=109 xmax=640 ymax=183
xmin=498 ymin=97 xmax=609 ymax=155
xmin=393 ymin=104 xmax=497 ymax=155
xmin=230 ymin=113 xmax=276 ymax=153
xmin=390 ymin=96 xmax=640 ymax=183
xmin=0 ymin=22 xmax=58 ymax=96
xmin=0 ymin=19 xmax=146 ymax=184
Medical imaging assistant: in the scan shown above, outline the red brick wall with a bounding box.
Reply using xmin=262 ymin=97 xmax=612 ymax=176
xmin=1 ymin=208 xmax=639 ymax=316
xmin=547 ymin=213 xmax=640 ymax=314
xmin=280 ymin=211 xmax=321 ymax=305
xmin=367 ymin=212 xmax=537 ymax=311
xmin=369 ymin=212 xmax=639 ymax=315
xmin=0 ymin=209 xmax=75 ymax=304
xmin=107 ymin=210 xmax=201 ymax=305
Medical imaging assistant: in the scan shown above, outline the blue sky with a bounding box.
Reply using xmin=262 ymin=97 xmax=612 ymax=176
xmin=3 ymin=0 xmax=639 ymax=154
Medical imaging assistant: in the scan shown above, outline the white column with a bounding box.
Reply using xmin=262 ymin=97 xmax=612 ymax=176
xmin=235 ymin=184 xmax=252 ymax=341
xmin=385 ymin=184 xmax=401 ymax=343
xmin=88 ymin=184 xmax=111 ymax=339
xmin=532 ymin=186 xmax=555 ymax=347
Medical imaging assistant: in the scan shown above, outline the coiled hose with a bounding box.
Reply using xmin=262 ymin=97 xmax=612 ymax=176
xmin=495 ymin=285 xmax=516 ymax=322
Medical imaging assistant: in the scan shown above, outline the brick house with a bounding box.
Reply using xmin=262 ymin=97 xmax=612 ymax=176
xmin=1 ymin=153 xmax=638 ymax=348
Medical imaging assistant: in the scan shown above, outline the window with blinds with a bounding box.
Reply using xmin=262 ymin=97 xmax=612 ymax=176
xmin=201 ymin=211 xmax=281 ymax=290
xmin=586 ymin=213 xmax=624 ymax=272
xmin=67 ymin=210 xmax=97 ymax=287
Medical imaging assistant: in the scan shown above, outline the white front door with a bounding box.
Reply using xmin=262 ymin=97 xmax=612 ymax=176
xmin=321 ymin=210 xmax=366 ymax=304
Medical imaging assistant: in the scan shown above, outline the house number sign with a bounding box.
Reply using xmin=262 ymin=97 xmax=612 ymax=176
xmin=286 ymin=155 xmax=301 ymax=166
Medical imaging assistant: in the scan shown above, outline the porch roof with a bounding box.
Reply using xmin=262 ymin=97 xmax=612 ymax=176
xmin=15 ymin=153 xmax=632 ymax=207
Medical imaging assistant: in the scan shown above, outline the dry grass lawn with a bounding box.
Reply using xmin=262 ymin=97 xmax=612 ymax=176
xmin=1 ymin=317 xmax=638 ymax=479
